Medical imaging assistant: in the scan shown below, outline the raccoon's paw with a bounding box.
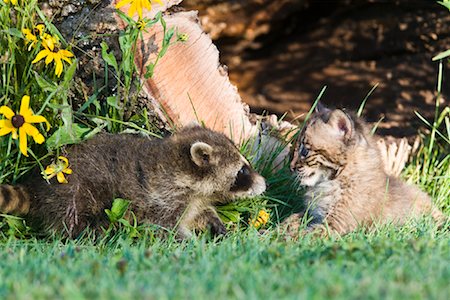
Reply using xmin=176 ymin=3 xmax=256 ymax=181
xmin=208 ymin=218 xmax=227 ymax=237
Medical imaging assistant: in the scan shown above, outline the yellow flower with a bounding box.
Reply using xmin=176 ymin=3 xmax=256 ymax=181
xmin=116 ymin=0 xmax=162 ymax=19
xmin=22 ymin=24 xmax=47 ymax=51
xmin=43 ymin=156 xmax=73 ymax=184
xmin=41 ymin=32 xmax=57 ymax=51
xmin=5 ymin=0 xmax=18 ymax=5
xmin=0 ymin=95 xmax=50 ymax=157
xmin=32 ymin=45 xmax=74 ymax=77
xmin=22 ymin=28 xmax=38 ymax=50
xmin=249 ymin=210 xmax=270 ymax=229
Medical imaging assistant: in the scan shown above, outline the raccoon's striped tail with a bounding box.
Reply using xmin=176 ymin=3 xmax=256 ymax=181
xmin=0 ymin=185 xmax=30 ymax=216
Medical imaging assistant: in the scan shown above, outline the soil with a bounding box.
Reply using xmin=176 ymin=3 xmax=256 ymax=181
xmin=212 ymin=1 xmax=450 ymax=137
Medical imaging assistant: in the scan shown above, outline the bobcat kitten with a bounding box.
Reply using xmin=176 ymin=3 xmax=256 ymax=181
xmin=288 ymin=103 xmax=445 ymax=235
xmin=0 ymin=126 xmax=266 ymax=238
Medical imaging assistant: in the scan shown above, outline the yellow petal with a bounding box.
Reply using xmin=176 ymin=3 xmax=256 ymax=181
xmin=35 ymin=24 xmax=45 ymax=36
xmin=22 ymin=123 xmax=45 ymax=144
xmin=0 ymin=106 xmax=15 ymax=119
xmin=0 ymin=126 xmax=14 ymax=137
xmin=63 ymin=168 xmax=73 ymax=175
xmin=19 ymin=127 xmax=28 ymax=156
xmin=116 ymin=0 xmax=132 ymax=9
xmin=57 ymin=172 xmax=67 ymax=184
xmin=142 ymin=0 xmax=151 ymax=10
xmin=12 ymin=130 xmax=18 ymax=139
xmin=59 ymin=49 xmax=74 ymax=58
xmin=32 ymin=49 xmax=49 ymax=64
xmin=44 ymin=166 xmax=55 ymax=175
xmin=22 ymin=28 xmax=34 ymax=40
xmin=45 ymin=52 xmax=55 ymax=65
xmin=24 ymin=114 xmax=50 ymax=131
xmin=0 ymin=119 xmax=13 ymax=129
xmin=54 ymin=56 xmax=63 ymax=77
xmin=129 ymin=1 xmax=138 ymax=18
xmin=61 ymin=56 xmax=72 ymax=65
xmin=58 ymin=156 xmax=69 ymax=167
xmin=19 ymin=95 xmax=31 ymax=116
xmin=41 ymin=33 xmax=56 ymax=51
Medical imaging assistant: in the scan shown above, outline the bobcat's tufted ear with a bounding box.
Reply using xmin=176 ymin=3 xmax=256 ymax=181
xmin=329 ymin=109 xmax=354 ymax=140
xmin=190 ymin=142 xmax=215 ymax=167
xmin=315 ymin=101 xmax=331 ymax=114
xmin=315 ymin=101 xmax=332 ymax=122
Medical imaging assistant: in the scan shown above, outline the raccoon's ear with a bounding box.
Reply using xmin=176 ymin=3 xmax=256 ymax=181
xmin=190 ymin=142 xmax=214 ymax=167
xmin=329 ymin=109 xmax=354 ymax=140
xmin=185 ymin=121 xmax=201 ymax=129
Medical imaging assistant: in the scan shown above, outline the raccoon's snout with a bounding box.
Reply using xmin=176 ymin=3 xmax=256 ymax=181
xmin=230 ymin=165 xmax=266 ymax=196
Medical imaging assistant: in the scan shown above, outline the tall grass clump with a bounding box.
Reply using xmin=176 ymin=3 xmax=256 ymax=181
xmin=404 ymin=59 xmax=450 ymax=214
xmin=0 ymin=0 xmax=76 ymax=184
xmin=0 ymin=0 xmax=180 ymax=236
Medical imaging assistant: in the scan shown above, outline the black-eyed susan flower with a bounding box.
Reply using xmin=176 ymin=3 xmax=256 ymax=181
xmin=43 ymin=156 xmax=73 ymax=184
xmin=22 ymin=24 xmax=47 ymax=50
xmin=41 ymin=32 xmax=57 ymax=51
xmin=32 ymin=41 xmax=74 ymax=77
xmin=4 ymin=0 xmax=18 ymax=5
xmin=0 ymin=95 xmax=50 ymax=156
xmin=249 ymin=210 xmax=270 ymax=229
xmin=116 ymin=0 xmax=162 ymax=19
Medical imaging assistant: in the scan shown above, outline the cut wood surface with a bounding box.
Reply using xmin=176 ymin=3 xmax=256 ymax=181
xmin=114 ymin=0 xmax=258 ymax=143
xmin=112 ymin=0 xmax=409 ymax=176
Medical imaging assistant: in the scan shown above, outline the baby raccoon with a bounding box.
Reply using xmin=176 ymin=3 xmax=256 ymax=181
xmin=0 ymin=125 xmax=266 ymax=238
xmin=287 ymin=103 xmax=445 ymax=236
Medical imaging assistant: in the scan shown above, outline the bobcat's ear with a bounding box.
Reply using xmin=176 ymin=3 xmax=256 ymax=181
xmin=329 ymin=109 xmax=354 ymax=140
xmin=315 ymin=101 xmax=332 ymax=122
xmin=315 ymin=101 xmax=331 ymax=114
xmin=190 ymin=142 xmax=214 ymax=167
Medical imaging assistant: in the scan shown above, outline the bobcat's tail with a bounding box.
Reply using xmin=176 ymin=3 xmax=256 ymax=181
xmin=0 ymin=185 xmax=30 ymax=216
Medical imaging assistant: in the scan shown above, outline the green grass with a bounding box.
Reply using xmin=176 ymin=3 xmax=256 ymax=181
xmin=1 ymin=2 xmax=449 ymax=299
xmin=0 ymin=224 xmax=448 ymax=299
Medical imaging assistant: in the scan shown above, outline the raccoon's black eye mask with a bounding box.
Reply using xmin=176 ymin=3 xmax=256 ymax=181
xmin=230 ymin=165 xmax=253 ymax=192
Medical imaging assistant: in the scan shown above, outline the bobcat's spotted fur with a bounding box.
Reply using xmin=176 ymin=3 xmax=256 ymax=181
xmin=287 ymin=103 xmax=445 ymax=236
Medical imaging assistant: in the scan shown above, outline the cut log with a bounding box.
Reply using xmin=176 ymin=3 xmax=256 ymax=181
xmin=114 ymin=0 xmax=258 ymax=143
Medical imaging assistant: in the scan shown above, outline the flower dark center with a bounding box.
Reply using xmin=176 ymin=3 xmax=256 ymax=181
xmin=11 ymin=114 xmax=25 ymax=128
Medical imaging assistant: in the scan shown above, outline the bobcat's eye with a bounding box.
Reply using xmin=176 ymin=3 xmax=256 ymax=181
xmin=300 ymin=143 xmax=309 ymax=158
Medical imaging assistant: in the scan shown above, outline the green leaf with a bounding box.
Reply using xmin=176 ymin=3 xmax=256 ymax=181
xmin=432 ymin=49 xmax=450 ymax=61
xmin=106 ymin=198 xmax=130 ymax=223
xmin=437 ymin=1 xmax=450 ymax=11
xmin=107 ymin=95 xmax=121 ymax=110
xmin=46 ymin=123 xmax=91 ymax=149
xmin=62 ymin=59 xmax=77 ymax=88
xmin=145 ymin=62 xmax=155 ymax=79
xmin=77 ymin=87 xmax=105 ymax=113
xmin=34 ymin=72 xmax=58 ymax=93
xmin=101 ymin=42 xmax=119 ymax=72
xmin=7 ymin=28 xmax=22 ymax=38
xmin=218 ymin=210 xmax=241 ymax=223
